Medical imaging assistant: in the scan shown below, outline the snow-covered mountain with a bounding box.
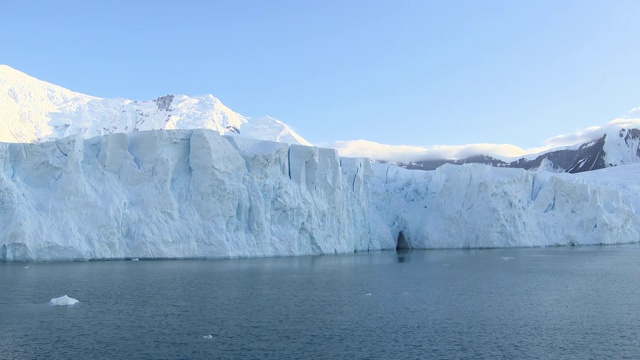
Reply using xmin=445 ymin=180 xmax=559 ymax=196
xmin=2 ymin=129 xmax=639 ymax=261
xmin=0 ymin=65 xmax=310 ymax=145
xmin=393 ymin=128 xmax=640 ymax=173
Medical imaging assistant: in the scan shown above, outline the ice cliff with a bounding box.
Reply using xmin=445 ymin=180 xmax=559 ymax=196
xmin=0 ymin=130 xmax=384 ymax=261
xmin=2 ymin=129 xmax=640 ymax=261
xmin=372 ymin=163 xmax=640 ymax=249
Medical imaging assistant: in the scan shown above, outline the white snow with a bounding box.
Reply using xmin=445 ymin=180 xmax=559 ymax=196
xmin=49 ymin=295 xmax=79 ymax=306
xmin=2 ymin=129 xmax=640 ymax=261
xmin=0 ymin=65 xmax=310 ymax=146
xmin=602 ymin=128 xmax=640 ymax=167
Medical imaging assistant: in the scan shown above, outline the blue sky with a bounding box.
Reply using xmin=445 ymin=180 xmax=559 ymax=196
xmin=2 ymin=0 xmax=640 ymax=151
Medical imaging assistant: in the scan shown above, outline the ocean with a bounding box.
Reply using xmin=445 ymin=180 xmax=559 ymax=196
xmin=2 ymin=245 xmax=640 ymax=359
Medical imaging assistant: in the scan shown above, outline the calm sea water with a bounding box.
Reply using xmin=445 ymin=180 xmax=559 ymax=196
xmin=2 ymin=246 xmax=640 ymax=359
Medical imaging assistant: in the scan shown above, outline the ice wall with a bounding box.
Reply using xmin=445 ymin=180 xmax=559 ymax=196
xmin=371 ymin=163 xmax=640 ymax=249
xmin=2 ymin=129 xmax=640 ymax=261
xmin=0 ymin=130 xmax=382 ymax=261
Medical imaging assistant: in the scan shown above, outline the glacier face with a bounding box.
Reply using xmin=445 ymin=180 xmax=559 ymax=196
xmin=371 ymin=162 xmax=640 ymax=249
xmin=0 ymin=130 xmax=385 ymax=261
xmin=2 ymin=130 xmax=640 ymax=261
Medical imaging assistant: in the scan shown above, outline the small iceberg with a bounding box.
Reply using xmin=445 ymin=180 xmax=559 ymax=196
xmin=203 ymin=334 xmax=213 ymax=339
xmin=50 ymin=295 xmax=79 ymax=306
xmin=501 ymin=256 xmax=514 ymax=261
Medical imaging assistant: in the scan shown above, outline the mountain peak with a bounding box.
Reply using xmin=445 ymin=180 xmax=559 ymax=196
xmin=0 ymin=64 xmax=22 ymax=75
xmin=0 ymin=65 xmax=57 ymax=88
xmin=0 ymin=67 xmax=310 ymax=145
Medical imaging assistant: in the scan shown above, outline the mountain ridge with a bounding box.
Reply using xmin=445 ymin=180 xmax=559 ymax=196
xmin=395 ymin=128 xmax=640 ymax=173
xmin=0 ymin=65 xmax=310 ymax=146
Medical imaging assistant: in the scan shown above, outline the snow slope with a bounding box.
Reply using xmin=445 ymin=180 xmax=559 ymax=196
xmin=2 ymin=129 xmax=640 ymax=261
xmin=602 ymin=128 xmax=640 ymax=167
xmin=0 ymin=65 xmax=310 ymax=145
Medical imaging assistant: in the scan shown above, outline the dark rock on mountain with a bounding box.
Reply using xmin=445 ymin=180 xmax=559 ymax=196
xmin=392 ymin=129 xmax=640 ymax=174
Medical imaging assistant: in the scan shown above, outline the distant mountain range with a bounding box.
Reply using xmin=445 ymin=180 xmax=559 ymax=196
xmin=394 ymin=128 xmax=640 ymax=174
xmin=0 ymin=65 xmax=310 ymax=145
xmin=2 ymin=64 xmax=639 ymax=174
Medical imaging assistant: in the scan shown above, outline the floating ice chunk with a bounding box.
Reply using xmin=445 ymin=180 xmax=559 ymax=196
xmin=23 ymin=266 xmax=29 ymax=269
xmin=50 ymin=295 xmax=79 ymax=306
xmin=365 ymin=293 xmax=372 ymax=296
xmin=501 ymin=256 xmax=514 ymax=261
xmin=203 ymin=334 xmax=213 ymax=339
xmin=131 ymin=258 xmax=139 ymax=261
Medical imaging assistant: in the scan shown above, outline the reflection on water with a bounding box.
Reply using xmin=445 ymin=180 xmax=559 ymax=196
xmin=396 ymin=248 xmax=412 ymax=263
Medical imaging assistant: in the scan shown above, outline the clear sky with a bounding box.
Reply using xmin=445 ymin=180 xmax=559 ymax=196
xmin=2 ymin=0 xmax=640 ymax=151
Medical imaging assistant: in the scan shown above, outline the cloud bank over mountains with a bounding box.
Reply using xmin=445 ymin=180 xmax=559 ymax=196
xmin=333 ymin=110 xmax=640 ymax=163
xmin=543 ymin=115 xmax=640 ymax=149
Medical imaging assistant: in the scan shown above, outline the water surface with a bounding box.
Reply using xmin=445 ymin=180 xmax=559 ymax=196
xmin=2 ymin=246 xmax=640 ymax=359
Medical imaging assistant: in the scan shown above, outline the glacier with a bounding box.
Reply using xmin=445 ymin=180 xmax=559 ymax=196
xmin=2 ymin=129 xmax=640 ymax=261
xmin=372 ymin=162 xmax=640 ymax=249
xmin=0 ymin=129 xmax=382 ymax=261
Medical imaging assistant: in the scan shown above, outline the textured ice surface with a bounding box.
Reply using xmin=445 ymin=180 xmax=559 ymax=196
xmin=1 ymin=129 xmax=640 ymax=261
xmin=0 ymin=130 xmax=379 ymax=261
xmin=371 ymin=162 xmax=640 ymax=249
xmin=49 ymin=295 xmax=79 ymax=306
